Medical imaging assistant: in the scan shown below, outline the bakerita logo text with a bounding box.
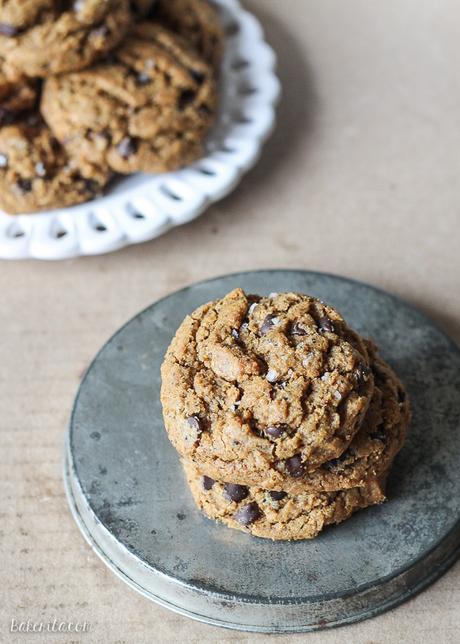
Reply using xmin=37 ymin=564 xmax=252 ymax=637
xmin=10 ymin=618 xmax=90 ymax=634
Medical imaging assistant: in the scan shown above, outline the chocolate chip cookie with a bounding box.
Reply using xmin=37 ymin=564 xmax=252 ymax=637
xmin=183 ymin=460 xmax=387 ymax=540
xmin=154 ymin=0 xmax=224 ymax=71
xmin=0 ymin=0 xmax=132 ymax=78
xmin=161 ymin=288 xmax=376 ymax=489
xmin=41 ymin=22 xmax=217 ymax=174
xmin=0 ymin=118 xmax=109 ymax=214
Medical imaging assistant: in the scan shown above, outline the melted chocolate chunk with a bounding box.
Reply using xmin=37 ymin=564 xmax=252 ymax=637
xmin=202 ymin=475 xmax=215 ymax=490
xmin=178 ymin=89 xmax=196 ymax=111
xmin=224 ymin=483 xmax=249 ymax=503
xmin=269 ymin=490 xmax=287 ymax=501
xmin=260 ymin=314 xmax=278 ymax=335
xmin=234 ymin=502 xmax=261 ymax=526
xmin=117 ymin=137 xmax=138 ymax=159
xmin=285 ymin=454 xmax=305 ymax=478
xmin=16 ymin=178 xmax=32 ymax=194
xmin=265 ymin=425 xmax=288 ymax=439
xmin=190 ymin=69 xmax=205 ymax=85
xmin=318 ymin=317 xmax=335 ymax=334
xmin=356 ymin=363 xmax=372 ymax=385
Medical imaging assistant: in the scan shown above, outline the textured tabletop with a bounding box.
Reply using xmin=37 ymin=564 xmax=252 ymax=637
xmin=1 ymin=1 xmax=459 ymax=642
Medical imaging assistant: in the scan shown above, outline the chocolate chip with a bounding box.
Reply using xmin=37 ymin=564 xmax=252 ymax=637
xmin=0 ymin=153 xmax=8 ymax=168
xmin=0 ymin=108 xmax=15 ymax=126
xmin=234 ymin=502 xmax=261 ymax=526
xmin=199 ymin=104 xmax=212 ymax=116
xmin=291 ymin=322 xmax=308 ymax=336
xmin=370 ymin=423 xmax=386 ymax=442
xmin=35 ymin=162 xmax=46 ymax=178
xmin=265 ymin=425 xmax=288 ymax=439
xmin=16 ymin=179 xmax=32 ymax=194
xmin=269 ymin=491 xmax=287 ymax=501
xmin=117 ymin=137 xmax=138 ymax=159
xmin=202 ymin=475 xmax=215 ymax=490
xmin=323 ymin=448 xmax=354 ymax=472
xmin=0 ymin=23 xmax=19 ymax=37
xmin=83 ymin=178 xmax=100 ymax=193
xmin=136 ymin=72 xmax=150 ymax=86
xmin=318 ymin=317 xmax=335 ymax=333
xmin=260 ymin=314 xmax=279 ymax=335
xmin=178 ymin=89 xmax=196 ymax=110
xmin=285 ymin=454 xmax=305 ymax=478
xmin=223 ymin=483 xmax=249 ymax=502
xmin=231 ymin=328 xmax=239 ymax=340
xmin=356 ymin=363 xmax=372 ymax=384
xmin=27 ymin=113 xmax=41 ymax=128
xmin=190 ymin=69 xmax=205 ymax=85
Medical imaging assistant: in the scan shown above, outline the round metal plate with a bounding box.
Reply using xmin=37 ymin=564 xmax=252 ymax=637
xmin=64 ymin=270 xmax=460 ymax=633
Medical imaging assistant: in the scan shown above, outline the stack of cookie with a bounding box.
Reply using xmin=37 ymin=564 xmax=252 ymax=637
xmin=161 ymin=288 xmax=411 ymax=540
xmin=0 ymin=0 xmax=223 ymax=214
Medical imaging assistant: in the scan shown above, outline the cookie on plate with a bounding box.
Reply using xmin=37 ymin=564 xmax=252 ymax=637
xmin=154 ymin=0 xmax=224 ymax=71
xmin=183 ymin=460 xmax=387 ymax=540
xmin=0 ymin=118 xmax=109 ymax=214
xmin=161 ymin=288 xmax=376 ymax=489
xmin=0 ymin=0 xmax=132 ymax=77
xmin=41 ymin=22 xmax=217 ymax=174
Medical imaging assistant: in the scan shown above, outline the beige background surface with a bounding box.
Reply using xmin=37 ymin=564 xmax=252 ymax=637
xmin=1 ymin=0 xmax=459 ymax=642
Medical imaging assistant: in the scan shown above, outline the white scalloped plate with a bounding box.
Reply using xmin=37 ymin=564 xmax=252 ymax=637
xmin=0 ymin=0 xmax=280 ymax=260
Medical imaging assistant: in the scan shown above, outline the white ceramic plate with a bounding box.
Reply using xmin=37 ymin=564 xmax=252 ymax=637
xmin=0 ymin=0 xmax=280 ymax=260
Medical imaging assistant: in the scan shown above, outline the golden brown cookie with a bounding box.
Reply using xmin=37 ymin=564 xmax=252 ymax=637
xmin=0 ymin=0 xmax=132 ymax=78
xmin=41 ymin=22 xmax=217 ymax=175
xmin=0 ymin=117 xmax=110 ymax=214
xmin=161 ymin=288 xmax=377 ymax=488
xmin=154 ymin=0 xmax=224 ymax=71
xmin=183 ymin=460 xmax=387 ymax=540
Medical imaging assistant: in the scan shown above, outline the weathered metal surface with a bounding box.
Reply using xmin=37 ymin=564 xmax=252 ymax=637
xmin=64 ymin=270 xmax=460 ymax=633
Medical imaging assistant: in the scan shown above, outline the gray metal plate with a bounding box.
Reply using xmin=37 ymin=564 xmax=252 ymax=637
xmin=64 ymin=270 xmax=460 ymax=633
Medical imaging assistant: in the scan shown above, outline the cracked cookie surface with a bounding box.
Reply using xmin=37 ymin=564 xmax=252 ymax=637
xmin=161 ymin=288 xmax=377 ymax=489
xmin=183 ymin=460 xmax=387 ymax=540
xmin=0 ymin=118 xmax=109 ymax=214
xmin=154 ymin=0 xmax=224 ymax=71
xmin=0 ymin=61 xmax=38 ymax=122
xmin=41 ymin=22 xmax=217 ymax=174
xmin=0 ymin=0 xmax=132 ymax=77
